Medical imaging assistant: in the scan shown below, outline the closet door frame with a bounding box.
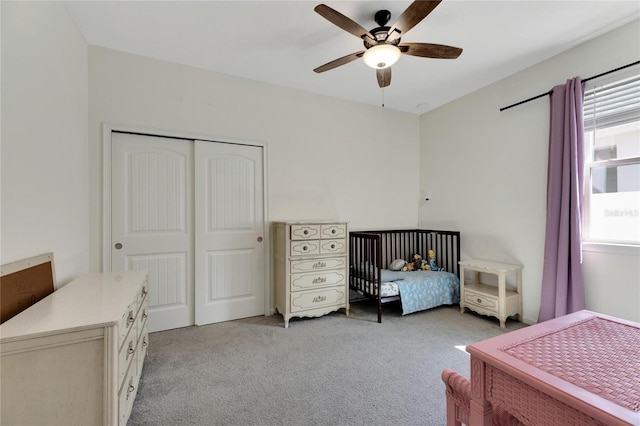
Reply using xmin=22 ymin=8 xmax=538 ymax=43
xmin=102 ymin=123 xmax=272 ymax=317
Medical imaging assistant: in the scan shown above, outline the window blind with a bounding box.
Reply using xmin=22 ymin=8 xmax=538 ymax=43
xmin=584 ymin=74 xmax=640 ymax=130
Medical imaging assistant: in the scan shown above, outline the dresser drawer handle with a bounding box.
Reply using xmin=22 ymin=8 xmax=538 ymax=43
xmin=127 ymin=311 xmax=135 ymax=326
xmin=142 ymin=337 xmax=148 ymax=348
xmin=142 ymin=309 xmax=148 ymax=320
xmin=141 ymin=286 xmax=148 ymax=297
xmin=127 ymin=382 xmax=135 ymax=400
xmin=128 ymin=341 xmax=136 ymax=355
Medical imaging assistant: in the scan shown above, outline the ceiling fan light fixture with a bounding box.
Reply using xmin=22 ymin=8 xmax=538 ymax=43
xmin=363 ymin=44 xmax=401 ymax=69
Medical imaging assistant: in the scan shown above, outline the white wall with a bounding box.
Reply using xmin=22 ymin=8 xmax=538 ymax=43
xmin=88 ymin=47 xmax=420 ymax=272
xmin=1 ymin=2 xmax=89 ymax=285
xmin=420 ymin=20 xmax=640 ymax=323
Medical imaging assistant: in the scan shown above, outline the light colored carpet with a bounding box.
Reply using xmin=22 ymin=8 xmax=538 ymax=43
xmin=129 ymin=300 xmax=525 ymax=426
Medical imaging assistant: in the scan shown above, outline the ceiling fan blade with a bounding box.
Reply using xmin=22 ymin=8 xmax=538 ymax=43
xmin=314 ymin=4 xmax=376 ymax=44
xmin=399 ymin=43 xmax=462 ymax=59
xmin=314 ymin=51 xmax=365 ymax=73
xmin=377 ymin=68 xmax=391 ymax=88
xmin=387 ymin=1 xmax=441 ymax=42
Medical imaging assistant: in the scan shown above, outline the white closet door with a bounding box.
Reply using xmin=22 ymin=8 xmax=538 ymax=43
xmin=194 ymin=140 xmax=265 ymax=325
xmin=112 ymin=132 xmax=194 ymax=332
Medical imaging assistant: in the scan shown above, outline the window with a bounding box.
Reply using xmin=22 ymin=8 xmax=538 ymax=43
xmin=583 ymin=70 xmax=640 ymax=245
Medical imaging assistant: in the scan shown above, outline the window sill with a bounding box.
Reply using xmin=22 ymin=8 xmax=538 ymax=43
xmin=582 ymin=242 xmax=640 ymax=256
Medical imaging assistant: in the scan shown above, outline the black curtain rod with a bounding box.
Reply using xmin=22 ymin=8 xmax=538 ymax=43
xmin=499 ymin=60 xmax=640 ymax=112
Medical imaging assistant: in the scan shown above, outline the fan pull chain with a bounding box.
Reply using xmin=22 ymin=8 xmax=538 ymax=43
xmin=381 ymin=88 xmax=385 ymax=108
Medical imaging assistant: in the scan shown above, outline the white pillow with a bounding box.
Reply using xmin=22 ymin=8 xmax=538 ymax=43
xmin=389 ymin=259 xmax=406 ymax=271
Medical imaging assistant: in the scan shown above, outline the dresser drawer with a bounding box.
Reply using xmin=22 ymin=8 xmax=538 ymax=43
xmin=139 ymin=281 xmax=148 ymax=305
xmin=118 ymin=371 xmax=138 ymax=426
xmin=290 ymin=224 xmax=320 ymax=240
xmin=137 ymin=303 xmax=148 ymax=341
xmin=118 ymin=302 xmax=137 ymax=349
xmin=291 ymin=271 xmax=346 ymax=292
xmin=290 ymin=240 xmax=320 ymax=256
xmin=118 ymin=336 xmax=137 ymax=388
xmin=464 ymin=290 xmax=498 ymax=312
xmin=290 ymin=287 xmax=347 ymax=313
xmin=290 ymin=257 xmax=346 ymax=273
xmin=320 ymin=224 xmax=346 ymax=239
xmin=320 ymin=239 xmax=346 ymax=255
xmin=136 ymin=330 xmax=148 ymax=379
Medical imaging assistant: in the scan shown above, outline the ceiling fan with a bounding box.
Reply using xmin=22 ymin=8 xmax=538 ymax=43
xmin=313 ymin=0 xmax=462 ymax=88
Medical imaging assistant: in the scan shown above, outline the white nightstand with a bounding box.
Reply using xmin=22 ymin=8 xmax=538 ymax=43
xmin=459 ymin=259 xmax=523 ymax=328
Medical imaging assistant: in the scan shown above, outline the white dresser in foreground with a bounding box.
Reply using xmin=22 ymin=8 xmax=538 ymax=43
xmin=0 ymin=271 xmax=149 ymax=426
xmin=273 ymin=221 xmax=349 ymax=328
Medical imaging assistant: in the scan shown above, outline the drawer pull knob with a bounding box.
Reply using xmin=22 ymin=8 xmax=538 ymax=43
xmin=142 ymin=286 xmax=148 ymax=296
xmin=142 ymin=310 xmax=148 ymax=320
xmin=330 ymin=244 xmax=335 ymax=249
xmin=303 ymin=230 xmax=308 ymax=235
xmin=142 ymin=338 xmax=148 ymax=347
xmin=127 ymin=311 xmax=135 ymax=326
xmin=128 ymin=343 xmax=135 ymax=355
xmin=127 ymin=382 xmax=135 ymax=400
xmin=477 ymin=298 xmax=482 ymax=303
xmin=303 ymin=246 xmax=308 ymax=251
xmin=331 ymin=229 xmax=336 ymax=234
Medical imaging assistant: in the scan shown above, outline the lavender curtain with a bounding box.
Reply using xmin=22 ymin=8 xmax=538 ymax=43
xmin=538 ymin=77 xmax=586 ymax=322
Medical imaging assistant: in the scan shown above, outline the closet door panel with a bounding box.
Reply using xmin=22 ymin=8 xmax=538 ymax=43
xmin=112 ymin=132 xmax=194 ymax=332
xmin=194 ymin=141 xmax=265 ymax=325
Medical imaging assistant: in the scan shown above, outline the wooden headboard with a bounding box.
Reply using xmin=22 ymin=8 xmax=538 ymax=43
xmin=1 ymin=253 xmax=56 ymax=324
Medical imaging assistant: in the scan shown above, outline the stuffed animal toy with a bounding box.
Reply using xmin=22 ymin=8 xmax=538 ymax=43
xmin=402 ymin=254 xmax=422 ymax=272
xmin=402 ymin=261 xmax=415 ymax=272
xmin=412 ymin=253 xmax=422 ymax=270
xmin=428 ymin=250 xmax=443 ymax=271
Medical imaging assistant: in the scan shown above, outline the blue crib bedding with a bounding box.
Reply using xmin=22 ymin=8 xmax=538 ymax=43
xmin=393 ymin=270 xmax=460 ymax=315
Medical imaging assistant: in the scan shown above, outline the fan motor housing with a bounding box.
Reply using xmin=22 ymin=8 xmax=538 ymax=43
xmin=364 ymin=9 xmax=400 ymax=49
xmin=364 ymin=26 xmax=400 ymax=49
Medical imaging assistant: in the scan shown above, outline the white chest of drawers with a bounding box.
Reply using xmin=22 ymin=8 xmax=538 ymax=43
xmin=273 ymin=221 xmax=349 ymax=328
xmin=0 ymin=271 xmax=149 ymax=425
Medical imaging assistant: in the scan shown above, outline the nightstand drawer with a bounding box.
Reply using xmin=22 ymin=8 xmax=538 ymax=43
xmin=464 ymin=290 xmax=498 ymax=311
xmin=290 ymin=240 xmax=320 ymax=256
xmin=290 ymin=287 xmax=347 ymax=313
xmin=291 ymin=270 xmax=346 ymax=292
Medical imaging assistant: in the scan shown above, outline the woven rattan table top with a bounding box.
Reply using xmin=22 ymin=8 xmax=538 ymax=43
xmin=500 ymin=316 xmax=640 ymax=413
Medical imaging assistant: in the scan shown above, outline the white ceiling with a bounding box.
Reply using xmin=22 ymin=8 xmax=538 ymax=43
xmin=63 ymin=1 xmax=640 ymax=114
